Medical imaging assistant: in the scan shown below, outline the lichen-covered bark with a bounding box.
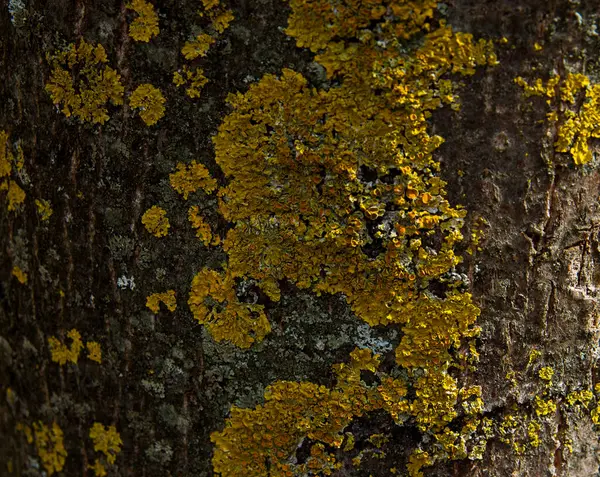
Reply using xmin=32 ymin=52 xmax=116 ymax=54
xmin=1 ymin=0 xmax=600 ymax=476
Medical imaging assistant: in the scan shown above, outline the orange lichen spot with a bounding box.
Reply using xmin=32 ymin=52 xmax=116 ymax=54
xmin=173 ymin=66 xmax=209 ymax=98
xmin=86 ymin=341 xmax=102 ymax=363
xmin=127 ymin=0 xmax=159 ymax=42
xmin=45 ymin=40 xmax=124 ymax=124
xmin=17 ymin=422 xmax=67 ymax=475
xmin=169 ymin=160 xmax=217 ymax=199
xmin=129 ymin=84 xmax=165 ymax=125
xmin=181 ymin=33 xmax=215 ymax=60
xmin=141 ymin=205 xmax=170 ymax=237
xmin=48 ymin=329 xmax=83 ymax=365
xmin=145 ymin=290 xmax=177 ymax=313
xmin=188 ymin=206 xmax=213 ymax=245
xmin=188 ymin=268 xmax=271 ymax=348
xmin=11 ymin=266 xmax=27 ymax=284
xmin=89 ymin=423 xmax=122 ymax=465
xmin=35 ymin=198 xmax=53 ymax=221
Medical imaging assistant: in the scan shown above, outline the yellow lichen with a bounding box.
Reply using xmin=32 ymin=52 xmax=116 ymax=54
xmin=174 ymin=0 xmax=233 ymax=98
xmin=141 ymin=205 xmax=170 ymax=237
xmin=538 ymin=366 xmax=554 ymax=383
xmin=169 ymin=161 xmax=217 ymax=199
xmin=0 ymin=131 xmax=11 ymax=178
xmin=7 ymin=180 xmax=25 ymax=211
xmin=89 ymin=459 xmax=107 ymax=477
xmin=18 ymin=422 xmax=67 ymax=475
xmin=129 ymin=84 xmax=165 ymax=125
xmin=528 ymin=348 xmax=541 ymax=366
xmin=35 ymin=198 xmax=53 ymax=221
xmin=173 ymin=66 xmax=209 ymax=98
xmin=211 ymin=348 xmax=382 ymax=475
xmin=528 ymin=420 xmax=541 ymax=447
xmin=127 ymin=0 xmax=159 ymax=42
xmin=188 ymin=268 xmax=271 ymax=348
xmin=45 ymin=40 xmax=124 ymax=124
xmin=89 ymin=423 xmax=122 ymax=465
xmin=211 ymin=9 xmax=234 ymax=33
xmin=188 ymin=206 xmax=213 ymax=245
xmin=86 ymin=341 xmax=102 ymax=363
xmin=11 ymin=266 xmax=27 ymax=284
xmin=515 ymin=73 xmax=600 ymax=165
xmin=145 ymin=290 xmax=177 ymax=313
xmin=48 ymin=329 xmax=84 ymax=365
xmin=534 ymin=396 xmax=557 ymax=417
xmin=34 ymin=422 xmax=67 ymax=475
xmin=164 ymin=0 xmax=500 ymax=474
xmin=407 ymin=449 xmax=433 ymax=477
xmin=181 ymin=33 xmax=215 ymax=60
xmin=566 ymin=389 xmax=593 ymax=407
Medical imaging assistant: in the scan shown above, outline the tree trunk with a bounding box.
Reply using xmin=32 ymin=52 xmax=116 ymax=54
xmin=2 ymin=0 xmax=600 ymax=476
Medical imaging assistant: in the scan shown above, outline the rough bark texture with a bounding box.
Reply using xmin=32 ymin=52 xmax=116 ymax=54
xmin=1 ymin=0 xmax=600 ymax=476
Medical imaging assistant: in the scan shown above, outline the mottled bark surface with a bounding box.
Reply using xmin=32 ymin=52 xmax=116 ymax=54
xmin=1 ymin=0 xmax=600 ymax=476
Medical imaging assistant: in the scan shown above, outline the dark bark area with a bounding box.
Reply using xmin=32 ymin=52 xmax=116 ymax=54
xmin=1 ymin=0 xmax=600 ymax=476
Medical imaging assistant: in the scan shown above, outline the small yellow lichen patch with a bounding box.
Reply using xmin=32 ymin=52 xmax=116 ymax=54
xmin=181 ymin=33 xmax=215 ymax=60
xmin=173 ymin=66 xmax=209 ymax=98
xmin=48 ymin=329 xmax=84 ymax=365
xmin=188 ymin=268 xmax=271 ymax=348
xmin=89 ymin=423 xmax=122 ymax=465
xmin=566 ymin=389 xmax=593 ymax=407
xmin=538 ymin=366 xmax=554 ymax=383
xmin=45 ymin=39 xmax=124 ymax=124
xmin=11 ymin=266 xmax=27 ymax=284
xmin=406 ymin=449 xmax=433 ymax=477
xmin=35 ymin=198 xmax=53 ymax=221
xmin=0 ymin=131 xmax=11 ymax=178
xmin=86 ymin=341 xmax=102 ymax=363
xmin=7 ymin=180 xmax=25 ymax=211
xmin=169 ymin=161 xmax=217 ymax=199
xmin=146 ymin=290 xmax=177 ymax=313
xmin=141 ymin=205 xmax=170 ymax=237
xmin=89 ymin=459 xmax=107 ymax=477
xmin=127 ymin=0 xmax=159 ymax=42
xmin=188 ymin=206 xmax=212 ymax=245
xmin=211 ymin=9 xmax=234 ymax=33
xmin=18 ymin=422 xmax=67 ymax=476
xmin=528 ymin=420 xmax=541 ymax=447
xmin=528 ymin=348 xmax=541 ymax=366
xmin=129 ymin=84 xmax=165 ymax=125
xmin=534 ymin=396 xmax=557 ymax=417
xmin=516 ymin=73 xmax=600 ymax=165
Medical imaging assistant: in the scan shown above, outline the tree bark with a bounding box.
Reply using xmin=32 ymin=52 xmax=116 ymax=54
xmin=2 ymin=0 xmax=600 ymax=476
